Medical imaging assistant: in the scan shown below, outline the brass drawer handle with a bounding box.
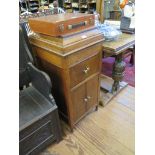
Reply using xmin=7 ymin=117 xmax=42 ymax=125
xmin=83 ymin=67 xmax=90 ymax=74
xmin=84 ymin=98 xmax=88 ymax=102
xmin=84 ymin=96 xmax=91 ymax=103
xmin=87 ymin=96 xmax=91 ymax=100
xmin=68 ymin=21 xmax=88 ymax=30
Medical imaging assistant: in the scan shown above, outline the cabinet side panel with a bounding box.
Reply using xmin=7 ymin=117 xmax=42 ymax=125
xmin=36 ymin=57 xmax=69 ymax=122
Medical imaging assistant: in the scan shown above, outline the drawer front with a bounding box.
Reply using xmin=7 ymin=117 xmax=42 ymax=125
xmin=69 ymin=53 xmax=100 ymax=88
xmin=20 ymin=120 xmax=55 ymax=155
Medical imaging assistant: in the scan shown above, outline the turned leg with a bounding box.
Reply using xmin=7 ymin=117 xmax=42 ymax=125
xmin=112 ymin=53 xmax=126 ymax=93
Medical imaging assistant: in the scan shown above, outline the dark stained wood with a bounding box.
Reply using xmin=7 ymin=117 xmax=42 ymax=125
xmin=102 ymin=33 xmax=135 ymax=94
xmin=29 ymin=28 xmax=104 ymax=130
xmin=112 ymin=53 xmax=126 ymax=92
xmin=19 ymin=26 xmax=62 ymax=155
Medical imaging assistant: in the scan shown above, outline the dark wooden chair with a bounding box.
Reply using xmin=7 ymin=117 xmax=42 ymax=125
xmin=19 ymin=26 xmax=62 ymax=155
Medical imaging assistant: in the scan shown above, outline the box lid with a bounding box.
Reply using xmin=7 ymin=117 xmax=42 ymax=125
xmin=28 ymin=13 xmax=94 ymax=23
xmin=28 ymin=13 xmax=95 ymax=36
xmin=29 ymin=28 xmax=104 ymax=56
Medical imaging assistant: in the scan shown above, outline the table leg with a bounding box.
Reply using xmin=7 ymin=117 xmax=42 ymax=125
xmin=130 ymin=45 xmax=135 ymax=66
xmin=112 ymin=53 xmax=126 ymax=93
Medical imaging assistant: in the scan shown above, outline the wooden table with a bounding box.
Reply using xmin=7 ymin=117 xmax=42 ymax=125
xmin=100 ymin=33 xmax=135 ymax=105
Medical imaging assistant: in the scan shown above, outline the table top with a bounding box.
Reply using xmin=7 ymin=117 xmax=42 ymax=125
xmin=102 ymin=33 xmax=135 ymax=55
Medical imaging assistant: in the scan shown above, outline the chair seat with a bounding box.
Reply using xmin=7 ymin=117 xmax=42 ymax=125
xmin=19 ymin=86 xmax=56 ymax=130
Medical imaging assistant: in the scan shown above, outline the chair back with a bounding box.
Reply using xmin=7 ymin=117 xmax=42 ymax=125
xmin=19 ymin=26 xmax=33 ymax=89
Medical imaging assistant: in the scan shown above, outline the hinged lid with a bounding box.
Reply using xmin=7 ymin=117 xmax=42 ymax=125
xmin=29 ymin=28 xmax=104 ymax=56
xmin=28 ymin=13 xmax=95 ymax=36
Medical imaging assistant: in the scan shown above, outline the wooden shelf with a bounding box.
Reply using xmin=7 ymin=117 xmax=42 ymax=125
xmin=27 ymin=0 xmax=40 ymax=13
xmin=62 ymin=0 xmax=96 ymax=13
xmin=63 ymin=0 xmax=73 ymax=12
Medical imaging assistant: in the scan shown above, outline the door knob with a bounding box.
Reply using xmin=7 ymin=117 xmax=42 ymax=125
xmin=87 ymin=96 xmax=91 ymax=100
xmin=83 ymin=67 xmax=90 ymax=74
xmin=84 ymin=98 xmax=88 ymax=102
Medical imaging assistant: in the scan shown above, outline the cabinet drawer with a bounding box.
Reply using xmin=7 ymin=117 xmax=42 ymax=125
xmin=69 ymin=53 xmax=100 ymax=88
xmin=20 ymin=120 xmax=55 ymax=155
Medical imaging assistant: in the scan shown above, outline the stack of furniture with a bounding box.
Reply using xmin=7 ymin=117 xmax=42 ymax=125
xmin=28 ymin=13 xmax=104 ymax=131
xmin=19 ymin=23 xmax=62 ymax=155
xmin=63 ymin=0 xmax=96 ymax=13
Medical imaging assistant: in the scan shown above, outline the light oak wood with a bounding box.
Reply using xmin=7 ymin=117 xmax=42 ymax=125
xmin=40 ymin=86 xmax=135 ymax=155
xmin=29 ymin=28 xmax=104 ymax=130
xmin=28 ymin=13 xmax=95 ymax=36
xmin=29 ymin=28 xmax=104 ymax=56
xmin=69 ymin=53 xmax=100 ymax=88
xmin=102 ymin=33 xmax=135 ymax=55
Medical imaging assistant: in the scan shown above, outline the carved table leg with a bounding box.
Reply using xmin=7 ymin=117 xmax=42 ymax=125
xmin=112 ymin=53 xmax=126 ymax=93
xmin=130 ymin=45 xmax=135 ymax=66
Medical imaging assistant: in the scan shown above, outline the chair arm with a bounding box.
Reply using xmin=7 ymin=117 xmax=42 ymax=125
xmin=27 ymin=62 xmax=55 ymax=103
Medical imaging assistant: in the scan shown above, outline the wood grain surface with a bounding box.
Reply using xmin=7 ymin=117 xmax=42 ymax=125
xmin=40 ymin=86 xmax=135 ymax=155
xmin=102 ymin=33 xmax=135 ymax=55
xmin=28 ymin=13 xmax=95 ymax=37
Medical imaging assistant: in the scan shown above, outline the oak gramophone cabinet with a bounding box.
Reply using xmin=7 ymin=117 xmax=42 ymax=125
xmin=28 ymin=13 xmax=104 ymax=130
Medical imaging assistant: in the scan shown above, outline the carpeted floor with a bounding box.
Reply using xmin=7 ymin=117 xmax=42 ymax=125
xmin=102 ymin=55 xmax=135 ymax=87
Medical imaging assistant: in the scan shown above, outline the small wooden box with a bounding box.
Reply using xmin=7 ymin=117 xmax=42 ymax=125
xmin=28 ymin=13 xmax=95 ymax=36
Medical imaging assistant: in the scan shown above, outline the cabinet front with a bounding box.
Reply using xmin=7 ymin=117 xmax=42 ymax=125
xmin=71 ymin=83 xmax=87 ymax=123
xmin=86 ymin=75 xmax=99 ymax=111
xmin=69 ymin=53 xmax=100 ymax=88
xmin=71 ymin=75 xmax=99 ymax=124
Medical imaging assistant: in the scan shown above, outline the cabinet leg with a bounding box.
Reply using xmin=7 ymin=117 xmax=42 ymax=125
xmin=112 ymin=53 xmax=126 ymax=93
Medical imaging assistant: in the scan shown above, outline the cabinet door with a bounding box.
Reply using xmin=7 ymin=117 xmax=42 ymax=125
xmin=71 ymin=83 xmax=87 ymax=123
xmin=71 ymin=75 xmax=99 ymax=123
xmin=86 ymin=75 xmax=99 ymax=111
